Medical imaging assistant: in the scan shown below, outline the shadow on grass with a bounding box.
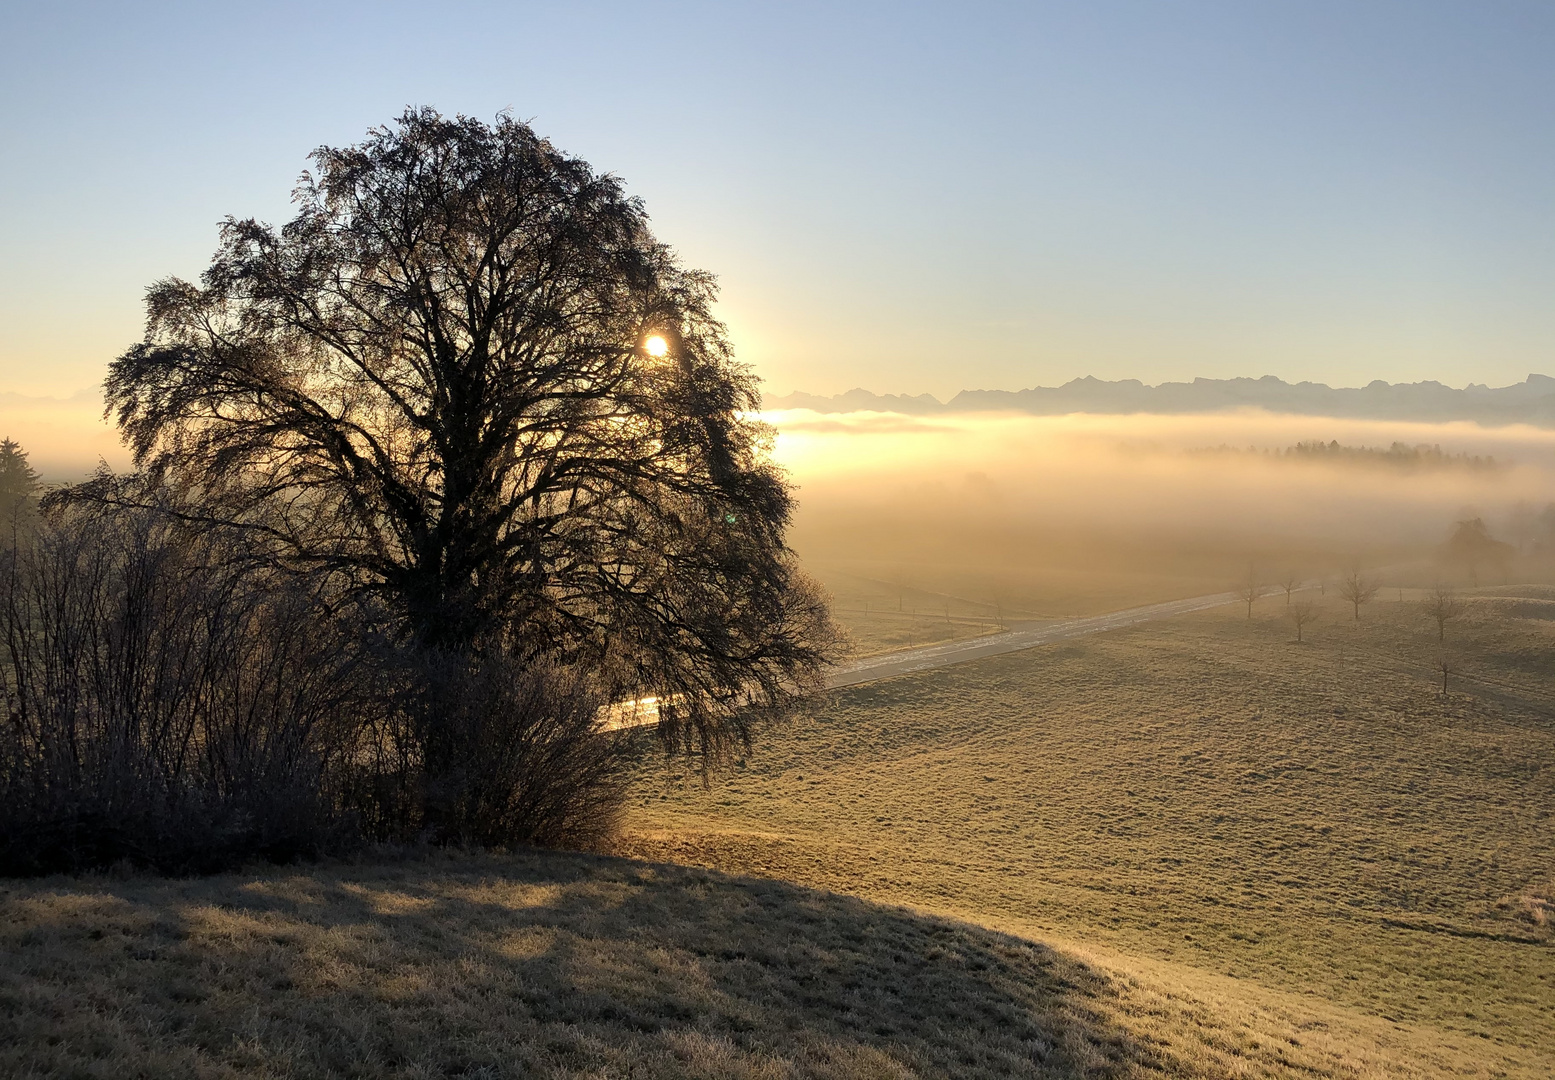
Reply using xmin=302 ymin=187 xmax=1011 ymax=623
xmin=0 ymin=849 xmax=1185 ymax=1079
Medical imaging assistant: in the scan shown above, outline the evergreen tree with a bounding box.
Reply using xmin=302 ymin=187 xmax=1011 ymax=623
xmin=0 ymin=438 xmax=38 ymax=516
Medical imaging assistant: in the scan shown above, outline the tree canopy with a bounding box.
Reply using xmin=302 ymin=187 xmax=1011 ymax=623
xmin=102 ymin=109 xmax=836 ymax=757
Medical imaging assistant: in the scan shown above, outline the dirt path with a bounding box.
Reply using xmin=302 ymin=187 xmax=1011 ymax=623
xmin=827 ymin=589 xmax=1251 ymax=688
xmin=606 ymin=586 xmax=1294 ymax=728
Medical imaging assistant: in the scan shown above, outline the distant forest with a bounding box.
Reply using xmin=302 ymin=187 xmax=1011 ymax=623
xmin=766 ymin=373 xmax=1555 ymax=427
xmin=1188 ymin=440 xmax=1501 ymax=471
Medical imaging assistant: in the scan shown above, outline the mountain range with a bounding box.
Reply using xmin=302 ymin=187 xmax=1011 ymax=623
xmin=764 ymin=374 xmax=1555 ymax=426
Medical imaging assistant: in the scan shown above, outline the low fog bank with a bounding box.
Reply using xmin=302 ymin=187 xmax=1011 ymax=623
xmin=4 ymin=393 xmax=1546 ymax=592
xmin=767 ymin=408 xmax=1555 ymax=608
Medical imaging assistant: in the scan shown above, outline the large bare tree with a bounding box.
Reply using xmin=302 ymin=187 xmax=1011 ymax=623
xmin=101 ymin=109 xmax=837 ymax=760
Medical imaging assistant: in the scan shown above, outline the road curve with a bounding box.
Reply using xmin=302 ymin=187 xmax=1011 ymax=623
xmin=827 ymin=589 xmax=1249 ymax=689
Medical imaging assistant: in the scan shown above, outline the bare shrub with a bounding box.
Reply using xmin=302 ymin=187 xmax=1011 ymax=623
xmin=0 ymin=495 xmax=640 ymax=871
xmin=386 ymin=649 xmax=630 ymax=850
xmin=0 ymin=502 xmax=374 ymax=874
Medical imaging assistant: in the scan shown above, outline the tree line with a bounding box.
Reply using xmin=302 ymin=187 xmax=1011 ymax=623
xmin=1190 ymin=440 xmax=1500 ymax=471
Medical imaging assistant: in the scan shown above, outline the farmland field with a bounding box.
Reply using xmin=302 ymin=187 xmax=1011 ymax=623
xmin=619 ymin=587 xmax=1555 ymax=1077
xmin=806 ymin=559 xmax=1229 ymax=657
xmin=3 ymin=586 xmax=1551 ymax=1079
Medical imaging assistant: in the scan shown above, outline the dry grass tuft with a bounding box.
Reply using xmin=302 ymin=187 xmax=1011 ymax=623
xmin=1494 ymin=880 xmax=1553 ymax=937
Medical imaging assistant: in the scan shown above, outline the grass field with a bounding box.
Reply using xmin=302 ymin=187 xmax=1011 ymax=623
xmin=807 ymin=557 xmax=1242 ymax=656
xmin=4 ymin=586 xmax=1551 ymax=1078
xmin=6 ymin=849 xmax=1219 ymax=1079
xmin=619 ymin=587 xmax=1555 ymax=1077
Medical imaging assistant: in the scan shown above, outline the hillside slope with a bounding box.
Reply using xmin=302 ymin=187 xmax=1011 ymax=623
xmin=7 ymin=850 xmax=1271 ymax=1080
xmin=621 ymin=591 xmax=1555 ymax=1078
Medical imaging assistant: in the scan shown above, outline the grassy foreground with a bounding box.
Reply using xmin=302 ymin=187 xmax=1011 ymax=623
xmin=7 ymin=849 xmax=1253 ymax=1080
xmin=5 ymin=588 xmax=1550 ymax=1078
xmin=621 ymin=588 xmax=1555 ymax=1078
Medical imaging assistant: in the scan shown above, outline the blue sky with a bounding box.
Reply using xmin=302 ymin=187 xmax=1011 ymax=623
xmin=1 ymin=0 xmax=1551 ymax=398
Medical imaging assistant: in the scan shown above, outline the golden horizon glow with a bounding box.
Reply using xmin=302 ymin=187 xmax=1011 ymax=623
xmin=643 ymin=335 xmax=669 ymax=358
xmin=756 ymin=407 xmax=1555 ymax=557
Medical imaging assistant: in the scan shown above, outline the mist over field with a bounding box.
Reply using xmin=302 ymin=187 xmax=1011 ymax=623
xmin=9 ymin=392 xmax=1544 ymax=570
xmin=768 ymin=408 xmax=1553 ymax=597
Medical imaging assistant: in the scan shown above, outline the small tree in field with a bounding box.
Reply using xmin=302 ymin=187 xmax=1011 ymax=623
xmin=1424 ymin=582 xmax=1465 ymax=642
xmin=1287 ymin=599 xmax=1317 ymax=643
xmin=1435 ymin=650 xmax=1457 ymax=696
xmin=1337 ymin=568 xmax=1379 ymax=622
xmin=1279 ymin=571 xmax=1302 ymax=607
xmin=1236 ymin=565 xmax=1263 ymax=620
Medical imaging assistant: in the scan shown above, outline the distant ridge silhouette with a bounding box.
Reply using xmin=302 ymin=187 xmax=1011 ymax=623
xmin=765 ymin=374 xmax=1555 ymax=426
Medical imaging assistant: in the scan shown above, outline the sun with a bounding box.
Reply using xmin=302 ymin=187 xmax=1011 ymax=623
xmin=643 ymin=334 xmax=669 ymax=358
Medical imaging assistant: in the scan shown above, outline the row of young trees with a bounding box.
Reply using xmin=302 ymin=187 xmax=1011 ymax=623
xmin=1233 ymin=515 xmax=1516 ymax=641
xmin=0 ymin=111 xmax=839 ymax=874
xmin=1234 ymin=564 xmax=1470 ymax=645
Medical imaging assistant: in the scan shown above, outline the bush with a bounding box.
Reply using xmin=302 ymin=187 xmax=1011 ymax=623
xmin=0 ymin=501 xmax=635 ymax=874
xmin=0 ymin=503 xmax=372 ymax=872
xmin=395 ymin=649 xmax=629 ymax=849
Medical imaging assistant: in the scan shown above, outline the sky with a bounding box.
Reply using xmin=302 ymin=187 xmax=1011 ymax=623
xmin=2 ymin=0 xmax=1552 ymax=403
